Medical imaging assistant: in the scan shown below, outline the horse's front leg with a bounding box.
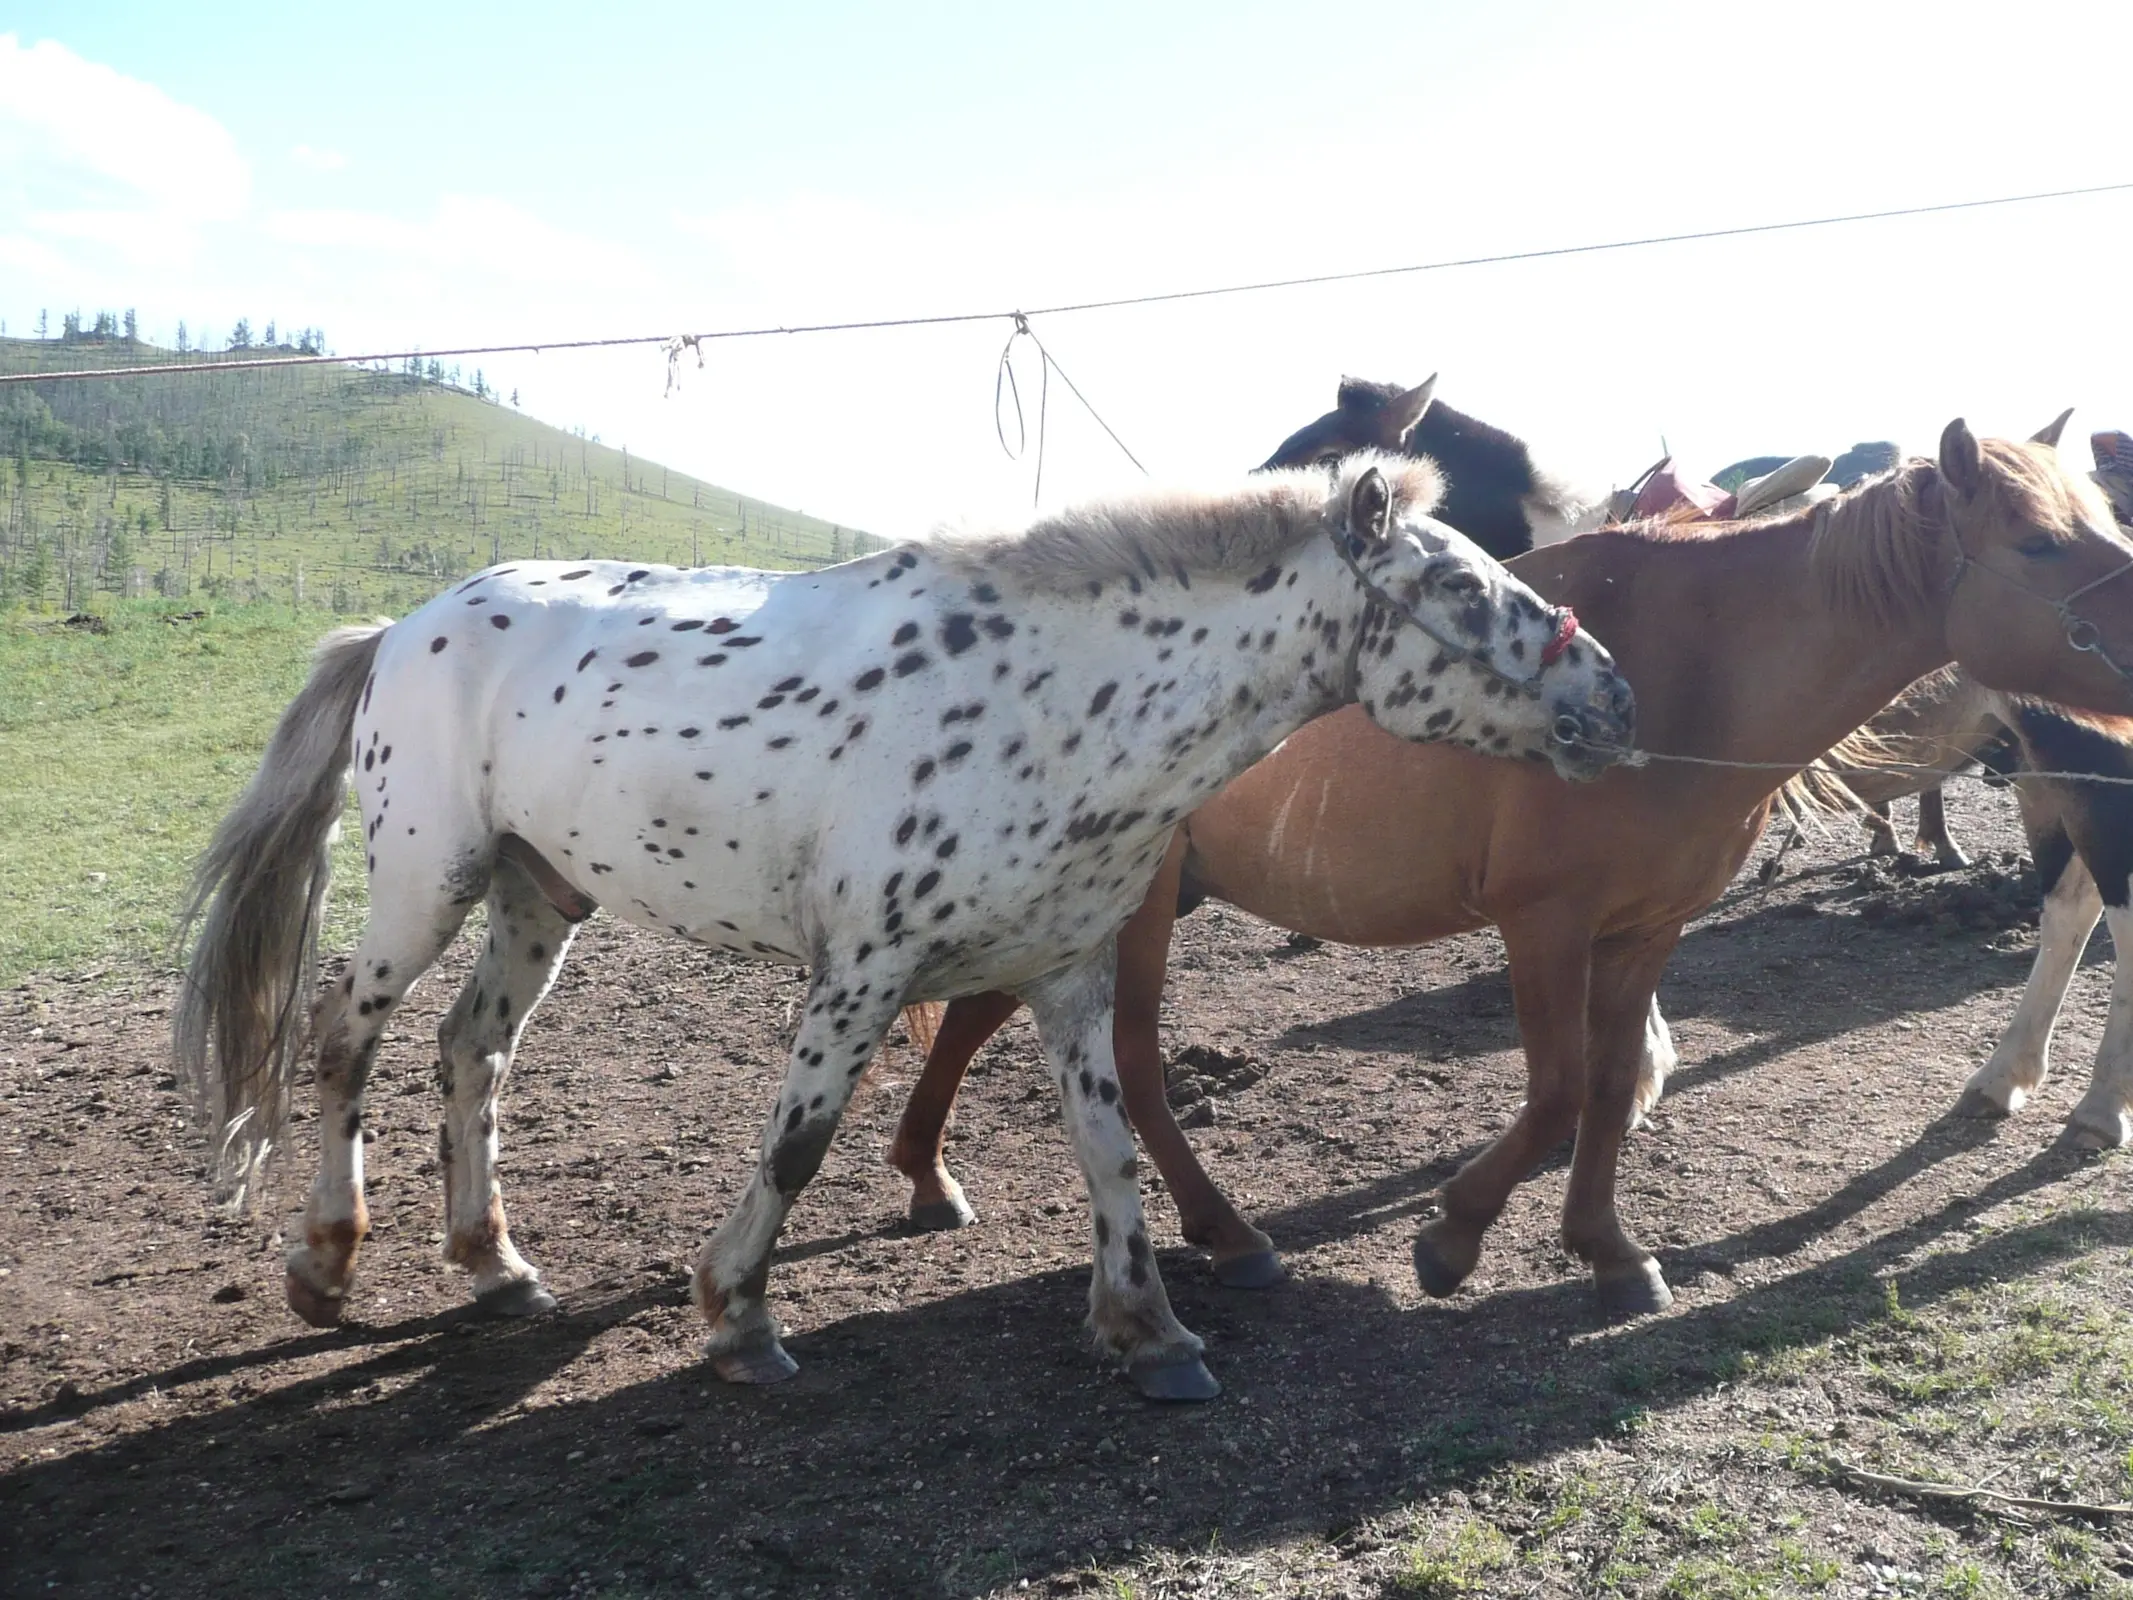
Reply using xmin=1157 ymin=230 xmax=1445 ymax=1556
xmin=1414 ymin=913 xmax=1594 ymax=1299
xmin=1560 ymin=925 xmax=1684 ymax=1318
xmin=696 ymin=961 xmax=908 ymax=1385
xmin=1022 ymin=942 xmax=1218 ymax=1402
xmin=889 ymin=989 xmax=1022 ymax=1230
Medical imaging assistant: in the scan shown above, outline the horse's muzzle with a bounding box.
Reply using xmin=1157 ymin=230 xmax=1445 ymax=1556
xmin=1546 ymin=673 xmax=1636 ymax=783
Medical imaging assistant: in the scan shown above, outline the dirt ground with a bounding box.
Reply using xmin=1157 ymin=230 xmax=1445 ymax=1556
xmin=4 ymin=782 xmax=2132 ymax=1599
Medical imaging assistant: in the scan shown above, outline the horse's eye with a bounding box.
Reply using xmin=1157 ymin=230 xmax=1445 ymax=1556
xmin=1315 ymin=452 xmax=1342 ymax=469
xmin=2018 ymin=534 xmax=2062 ymax=559
xmin=1436 ymin=569 xmax=1482 ymax=596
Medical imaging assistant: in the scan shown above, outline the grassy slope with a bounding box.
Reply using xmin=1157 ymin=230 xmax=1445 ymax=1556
xmin=0 ymin=344 xmax=869 ymax=983
xmin=0 ymin=603 xmax=378 ymax=982
xmin=0 ymin=338 xmax=870 ymax=617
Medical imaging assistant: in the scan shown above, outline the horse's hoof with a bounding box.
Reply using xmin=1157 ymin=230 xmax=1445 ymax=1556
xmin=711 ymin=1340 xmax=800 ymax=1385
xmin=1412 ymin=1228 xmax=1474 ymax=1300
xmin=2065 ymin=1107 xmax=2131 ymax=1151
xmin=285 ymin=1273 xmax=346 ymax=1329
xmin=1211 ymin=1249 xmax=1284 ymax=1290
xmin=1127 ymin=1355 xmax=1221 ymax=1403
xmin=475 ymin=1279 xmax=558 ymax=1319
xmin=1954 ymin=1085 xmax=2014 ymax=1121
xmin=908 ymin=1194 xmax=977 ymax=1232
xmin=1594 ymin=1260 xmax=1673 ymax=1319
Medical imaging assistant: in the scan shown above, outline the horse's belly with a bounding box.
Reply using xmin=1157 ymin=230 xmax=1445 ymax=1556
xmin=1185 ymin=726 xmax=1495 ymax=946
xmin=504 ymin=774 xmax=813 ymax=962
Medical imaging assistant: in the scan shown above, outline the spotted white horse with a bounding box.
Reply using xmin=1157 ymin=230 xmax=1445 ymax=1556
xmin=175 ymin=453 xmax=1635 ymax=1400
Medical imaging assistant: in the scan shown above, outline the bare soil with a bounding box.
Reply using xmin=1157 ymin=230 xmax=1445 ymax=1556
xmin=4 ymin=785 xmax=2131 ymax=1598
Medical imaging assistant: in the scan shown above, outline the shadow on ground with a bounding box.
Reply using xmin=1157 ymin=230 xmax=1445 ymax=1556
xmin=2 ymin=1114 xmax=2108 ymax=1598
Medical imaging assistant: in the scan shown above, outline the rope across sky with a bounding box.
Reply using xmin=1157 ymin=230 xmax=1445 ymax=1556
xmin=4 ymin=178 xmax=2129 ymax=388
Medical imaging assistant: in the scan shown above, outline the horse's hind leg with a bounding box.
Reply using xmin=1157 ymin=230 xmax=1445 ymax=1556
xmin=1915 ymin=786 xmax=1970 ymax=869
xmin=289 ymin=880 xmax=476 ymax=1327
xmin=889 ymin=990 xmax=1022 ymax=1230
xmin=1023 ymin=944 xmax=1216 ymax=1402
xmin=1863 ymin=801 xmax=1899 ymax=857
xmin=2068 ymin=900 xmax=2133 ymax=1148
xmin=1960 ymin=810 xmax=2097 ymax=1119
xmin=697 ymin=959 xmax=909 ymax=1384
xmin=435 ymin=852 xmax=580 ymax=1314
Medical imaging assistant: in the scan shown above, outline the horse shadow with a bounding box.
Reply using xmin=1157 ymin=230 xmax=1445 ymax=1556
xmin=2 ymin=1121 xmax=2106 ymax=1598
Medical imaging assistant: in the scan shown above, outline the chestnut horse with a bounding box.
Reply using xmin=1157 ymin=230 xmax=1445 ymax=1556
xmin=891 ymin=421 xmax=2133 ymax=1315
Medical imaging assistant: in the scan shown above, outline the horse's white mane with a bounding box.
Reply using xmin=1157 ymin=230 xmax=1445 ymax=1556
xmin=920 ymin=454 xmax=1445 ymax=592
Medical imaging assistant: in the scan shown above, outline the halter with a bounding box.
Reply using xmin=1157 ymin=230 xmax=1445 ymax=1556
xmin=1323 ymin=523 xmax=1582 ymax=706
xmin=1944 ymin=521 xmax=2133 ymax=687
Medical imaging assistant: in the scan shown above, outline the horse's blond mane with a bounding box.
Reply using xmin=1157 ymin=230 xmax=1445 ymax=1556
xmin=1804 ymin=439 xmax=2113 ymax=627
xmin=1804 ymin=459 xmax=1948 ymax=626
xmin=920 ymin=454 xmax=1445 ymax=592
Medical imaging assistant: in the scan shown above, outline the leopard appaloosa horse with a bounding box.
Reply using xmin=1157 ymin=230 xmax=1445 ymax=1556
xmin=174 ymin=456 xmax=1634 ymax=1400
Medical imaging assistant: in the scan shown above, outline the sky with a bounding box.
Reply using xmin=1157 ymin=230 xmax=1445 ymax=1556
xmin=2 ymin=0 xmax=2131 ymax=537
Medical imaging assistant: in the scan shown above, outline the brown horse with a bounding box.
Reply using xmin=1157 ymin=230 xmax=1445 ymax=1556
xmin=890 ymin=421 xmax=2133 ymax=1315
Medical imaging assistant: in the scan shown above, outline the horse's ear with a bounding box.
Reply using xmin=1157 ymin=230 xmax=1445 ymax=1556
xmin=1938 ymin=418 xmax=1984 ymax=502
xmin=2032 ymin=407 xmax=2075 ymax=449
xmin=1389 ymin=373 xmax=1440 ymax=448
xmin=1348 ymin=466 xmax=1393 ymax=543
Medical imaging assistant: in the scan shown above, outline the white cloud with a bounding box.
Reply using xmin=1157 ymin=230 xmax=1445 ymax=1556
xmin=290 ymin=143 xmax=347 ymax=173
xmin=0 ymin=34 xmax=249 ymax=221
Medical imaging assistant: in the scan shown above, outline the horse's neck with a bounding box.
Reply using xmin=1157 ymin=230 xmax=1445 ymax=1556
xmin=1015 ymin=547 xmax=1355 ymax=811
xmin=1409 ymin=406 xmax=1541 ymax=561
xmin=1619 ymin=522 xmax=1951 ymax=773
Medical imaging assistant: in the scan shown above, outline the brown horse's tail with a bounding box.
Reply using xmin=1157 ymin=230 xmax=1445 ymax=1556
xmin=902 ymin=1002 xmax=944 ymax=1057
xmin=173 ymin=624 xmax=386 ymax=1212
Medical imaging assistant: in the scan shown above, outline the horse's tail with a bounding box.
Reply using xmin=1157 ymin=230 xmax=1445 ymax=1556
xmin=902 ymin=1001 xmax=943 ymax=1057
xmin=173 ymin=623 xmax=387 ymax=1211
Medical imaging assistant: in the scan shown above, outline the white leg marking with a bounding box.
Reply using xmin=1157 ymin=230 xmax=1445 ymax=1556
xmin=1965 ymin=855 xmax=2101 ymax=1115
xmin=2069 ymin=900 xmax=2133 ymax=1149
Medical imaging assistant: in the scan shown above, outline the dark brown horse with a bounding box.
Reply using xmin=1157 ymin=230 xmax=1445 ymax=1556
xmin=1258 ymin=374 xmax=1596 ymax=550
xmin=890 ymin=422 xmax=2133 ymax=1316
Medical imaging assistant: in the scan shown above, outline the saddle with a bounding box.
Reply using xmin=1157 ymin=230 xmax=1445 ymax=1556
xmin=1605 ymin=452 xmax=1835 ymax=526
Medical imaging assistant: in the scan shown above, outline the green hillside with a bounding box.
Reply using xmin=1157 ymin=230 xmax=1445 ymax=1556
xmin=0 ymin=331 xmax=877 ymax=617
xmin=0 ymin=328 xmax=879 ymax=982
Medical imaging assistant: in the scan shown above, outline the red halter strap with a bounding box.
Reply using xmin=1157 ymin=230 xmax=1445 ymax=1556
xmin=1539 ymin=607 xmax=1580 ymax=668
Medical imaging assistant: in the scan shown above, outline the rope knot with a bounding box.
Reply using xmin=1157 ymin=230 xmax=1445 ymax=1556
xmin=663 ymin=333 xmax=705 ymax=397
